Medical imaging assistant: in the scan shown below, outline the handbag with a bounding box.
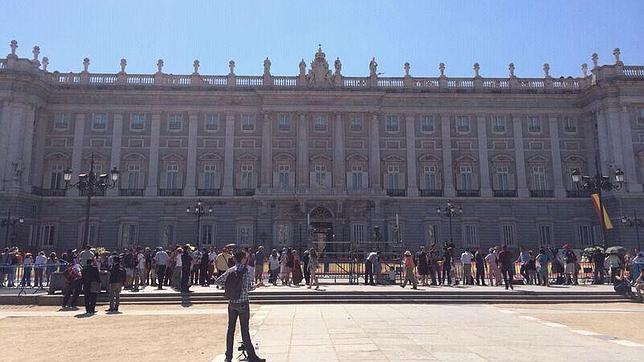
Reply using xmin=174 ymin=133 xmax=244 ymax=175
xmin=90 ymin=281 xmax=101 ymax=293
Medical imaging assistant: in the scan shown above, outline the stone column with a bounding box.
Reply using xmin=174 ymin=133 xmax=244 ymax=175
xmin=333 ymin=113 xmax=345 ymax=192
xmin=549 ymin=115 xmax=565 ymax=198
xmin=30 ymin=109 xmax=48 ymax=190
xmin=260 ymin=113 xmax=273 ymax=190
xmin=108 ymin=112 xmax=123 ymax=196
xmin=405 ymin=115 xmax=418 ymax=196
xmin=296 ymin=113 xmax=309 ymax=190
xmin=184 ymin=113 xmax=198 ymax=196
xmin=20 ymin=104 xmax=36 ymax=193
xmin=145 ymin=112 xmax=161 ymax=196
xmin=440 ymin=114 xmax=455 ymax=197
xmin=619 ymin=106 xmax=641 ymax=192
xmin=476 ymin=114 xmax=492 ymax=197
xmin=513 ymin=115 xmax=529 ymax=197
xmin=4 ymin=103 xmax=28 ymax=192
xmin=222 ymin=114 xmax=235 ymax=196
xmin=0 ymin=101 xmax=11 ymax=190
xmin=368 ymin=113 xmax=381 ymax=190
xmin=596 ymin=109 xmax=610 ymax=174
xmin=69 ymin=112 xmax=86 ymax=196
xmin=606 ymin=106 xmax=624 ymax=168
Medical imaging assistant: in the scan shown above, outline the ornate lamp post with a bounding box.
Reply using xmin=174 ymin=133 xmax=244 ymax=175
xmin=436 ymin=200 xmax=463 ymax=246
xmin=571 ymin=167 xmax=624 ymax=248
xmin=620 ymin=210 xmax=642 ymax=251
xmin=64 ymin=153 xmax=119 ymax=248
xmin=186 ymin=200 xmax=212 ymax=249
xmin=2 ymin=209 xmax=24 ymax=248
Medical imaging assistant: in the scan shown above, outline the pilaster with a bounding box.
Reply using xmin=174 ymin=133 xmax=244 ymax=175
xmin=31 ymin=109 xmax=47 ymax=191
xmin=296 ymin=113 xmax=309 ymax=190
xmin=20 ymin=104 xmax=36 ymax=193
xmin=476 ymin=115 xmax=492 ymax=197
xmin=405 ymin=115 xmax=418 ymax=196
xmin=69 ymin=112 xmax=86 ymax=196
xmin=440 ymin=114 xmax=455 ymax=197
xmin=222 ymin=113 xmax=235 ymax=196
xmin=145 ymin=113 xmax=161 ymax=196
xmin=513 ymin=115 xmax=529 ymax=197
xmin=184 ymin=113 xmax=198 ymax=196
xmin=549 ymin=115 xmax=565 ymax=198
xmin=619 ymin=106 xmax=641 ymax=192
xmin=596 ymin=109 xmax=610 ymax=174
xmin=260 ymin=113 xmax=273 ymax=190
xmin=368 ymin=113 xmax=381 ymax=190
xmin=108 ymin=113 xmax=123 ymax=196
xmin=333 ymin=113 xmax=345 ymax=192
xmin=0 ymin=101 xmax=10 ymax=190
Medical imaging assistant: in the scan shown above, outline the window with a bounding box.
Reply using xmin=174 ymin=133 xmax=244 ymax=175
xmin=92 ymin=113 xmax=107 ymax=130
xmin=119 ymin=223 xmax=138 ymax=247
xmin=420 ymin=115 xmax=435 ymax=133
xmin=350 ymin=116 xmax=363 ymax=131
xmin=278 ymin=164 xmax=290 ymax=188
xmin=166 ymin=162 xmax=178 ymax=189
xmin=531 ymin=165 xmax=547 ymax=190
xmin=493 ymin=116 xmax=506 ymax=133
xmin=501 ymin=224 xmax=515 ymax=246
xmin=464 ymin=224 xmax=479 ymax=246
xmin=455 ymin=116 xmax=470 ymax=133
xmin=426 ymin=224 xmax=438 ymax=244
xmin=203 ymin=164 xmax=217 ymax=189
xmin=352 ymin=223 xmax=365 ymax=243
xmin=126 ymin=164 xmax=141 ymax=189
xmin=50 ymin=164 xmax=64 ymax=189
xmin=276 ymin=224 xmax=290 ymax=246
xmin=496 ymin=166 xmax=509 ymax=190
xmin=314 ymin=165 xmax=327 ymax=186
xmin=201 ymin=224 xmax=216 ymax=245
xmin=563 ymin=117 xmax=577 ymax=133
xmin=314 ymin=115 xmax=327 ymax=131
xmin=385 ymin=115 xmax=400 ymax=132
xmin=130 ymin=113 xmax=145 ymax=130
xmin=278 ymin=114 xmax=290 ymax=131
xmin=241 ymin=115 xmax=255 ymax=131
xmin=79 ymin=222 xmax=99 ymax=246
xmin=168 ymin=114 xmax=183 ymax=130
xmin=160 ymin=224 xmax=174 ymax=246
xmin=53 ymin=114 xmax=69 ymax=130
xmin=240 ymin=164 xmax=254 ymax=188
xmin=205 ymin=114 xmax=219 ymax=131
xmin=528 ymin=116 xmax=542 ymax=133
xmin=387 ymin=164 xmax=401 ymax=189
xmin=351 ymin=165 xmax=364 ymax=189
xmin=459 ymin=165 xmax=473 ymax=190
xmin=423 ymin=165 xmax=437 ymax=190
xmin=41 ymin=224 xmax=56 ymax=247
xmin=577 ymin=224 xmax=594 ymax=247
xmin=538 ymin=224 xmax=553 ymax=246
xmin=387 ymin=222 xmax=402 ymax=243
xmin=237 ymin=224 xmax=253 ymax=245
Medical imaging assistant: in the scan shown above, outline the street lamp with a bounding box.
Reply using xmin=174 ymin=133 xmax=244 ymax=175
xmin=620 ymin=210 xmax=642 ymax=251
xmin=186 ymin=200 xmax=212 ymax=249
xmin=2 ymin=209 xmax=24 ymax=248
xmin=64 ymin=153 xmax=119 ymax=248
xmin=436 ymin=200 xmax=463 ymax=246
xmin=571 ymin=166 xmax=624 ymax=248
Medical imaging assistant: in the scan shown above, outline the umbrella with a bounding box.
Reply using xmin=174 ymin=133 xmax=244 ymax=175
xmin=225 ymin=243 xmax=237 ymax=249
xmin=605 ymin=246 xmax=627 ymax=255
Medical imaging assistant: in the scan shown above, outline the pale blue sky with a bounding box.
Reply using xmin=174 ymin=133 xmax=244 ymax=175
xmin=1 ymin=1 xmax=642 ymax=78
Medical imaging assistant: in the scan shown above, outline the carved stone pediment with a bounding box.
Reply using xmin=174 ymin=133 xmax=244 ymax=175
xmin=307 ymin=47 xmax=332 ymax=87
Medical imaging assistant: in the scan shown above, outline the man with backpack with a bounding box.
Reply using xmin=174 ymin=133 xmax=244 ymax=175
xmin=62 ymin=260 xmax=82 ymax=309
xmin=215 ymin=250 xmax=265 ymax=362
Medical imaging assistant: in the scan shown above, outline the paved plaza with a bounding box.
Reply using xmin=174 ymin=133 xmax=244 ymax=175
xmin=1 ymin=302 xmax=642 ymax=362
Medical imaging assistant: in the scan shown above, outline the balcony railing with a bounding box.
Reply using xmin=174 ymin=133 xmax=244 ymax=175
xmin=235 ymin=188 xmax=256 ymax=196
xmin=197 ymin=189 xmax=221 ymax=196
xmin=566 ymin=190 xmax=590 ymax=198
xmin=158 ymin=188 xmax=183 ymax=197
xmin=456 ymin=189 xmax=480 ymax=197
xmin=493 ymin=190 xmax=517 ymax=197
xmin=386 ymin=189 xmax=407 ymax=197
xmin=120 ymin=188 xmax=144 ymax=196
xmin=80 ymin=189 xmax=105 ymax=197
xmin=419 ymin=189 xmax=443 ymax=197
xmin=529 ymin=190 xmax=554 ymax=198
xmin=32 ymin=187 xmax=66 ymax=197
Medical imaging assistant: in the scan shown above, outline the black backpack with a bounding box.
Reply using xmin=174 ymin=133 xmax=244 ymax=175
xmin=224 ymin=267 xmax=246 ymax=301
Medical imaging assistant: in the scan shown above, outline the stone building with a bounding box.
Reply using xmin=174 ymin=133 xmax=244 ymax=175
xmin=1 ymin=42 xmax=644 ymax=253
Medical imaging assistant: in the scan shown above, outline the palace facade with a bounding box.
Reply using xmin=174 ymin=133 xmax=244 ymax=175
xmin=1 ymin=42 xmax=644 ymax=253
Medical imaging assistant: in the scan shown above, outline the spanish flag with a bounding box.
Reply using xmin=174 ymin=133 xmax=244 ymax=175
xmin=591 ymin=193 xmax=613 ymax=230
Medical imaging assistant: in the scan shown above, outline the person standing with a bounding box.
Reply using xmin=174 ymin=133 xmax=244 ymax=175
xmin=216 ymin=250 xmax=265 ymax=362
xmin=401 ymin=250 xmax=418 ymax=289
xmin=191 ymin=247 xmax=202 ymax=286
xmin=515 ymin=247 xmax=530 ymax=281
xmin=180 ymin=246 xmax=192 ymax=293
xmin=122 ymin=249 xmax=135 ymax=289
xmin=301 ymin=249 xmax=310 ymax=286
xmin=78 ymin=245 xmax=95 ymax=267
xmin=365 ymin=250 xmax=377 ymax=286
xmin=485 ymin=248 xmax=501 ymax=286
xmin=442 ymin=247 xmax=454 ymax=286
xmin=460 ymin=249 xmax=474 ymax=285
xmin=307 ymin=249 xmax=320 ymax=290
xmin=62 ymin=260 xmax=82 ymax=308
xmin=428 ymin=243 xmax=441 ymax=285
xmin=562 ymin=245 xmax=577 ymax=285
xmin=82 ymin=259 xmax=100 ymax=314
xmin=474 ymin=248 xmax=486 ymax=286
xmin=536 ymin=248 xmax=550 ymax=286
xmin=591 ymin=248 xmax=606 ymax=284
xmin=21 ymin=253 xmax=34 ymax=287
xmin=498 ymin=245 xmax=514 ymax=290
xmin=268 ymin=249 xmax=280 ymax=286
xmin=215 ymin=249 xmax=231 ymax=289
xmin=200 ymin=248 xmax=210 ymax=286
xmin=154 ymin=247 xmax=169 ymax=290
xmin=416 ymin=246 xmax=429 ymax=286
xmin=107 ymin=256 xmax=126 ymax=313
xmin=33 ymin=251 xmax=46 ymax=289
xmin=291 ymin=250 xmax=303 ymax=286
xmin=45 ymin=252 xmax=58 ymax=287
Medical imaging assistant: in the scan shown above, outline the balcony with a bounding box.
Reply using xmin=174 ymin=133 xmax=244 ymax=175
xmin=493 ymin=190 xmax=517 ymax=197
xmin=420 ymin=189 xmax=443 ymax=197
xmin=120 ymin=188 xmax=144 ymax=196
xmin=158 ymin=188 xmax=183 ymax=197
xmin=566 ymin=190 xmax=590 ymax=198
xmin=235 ymin=188 xmax=255 ymax=196
xmin=456 ymin=189 xmax=480 ymax=197
xmin=386 ymin=189 xmax=407 ymax=197
xmin=80 ymin=189 xmax=105 ymax=197
xmin=32 ymin=187 xmax=66 ymax=197
xmin=197 ymin=189 xmax=221 ymax=196
xmin=529 ymin=190 xmax=554 ymax=198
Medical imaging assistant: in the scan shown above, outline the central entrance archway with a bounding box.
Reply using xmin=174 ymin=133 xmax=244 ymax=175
xmin=308 ymin=207 xmax=334 ymax=254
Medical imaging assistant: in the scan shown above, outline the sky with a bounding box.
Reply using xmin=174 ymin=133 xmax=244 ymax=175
xmin=1 ymin=0 xmax=643 ymax=78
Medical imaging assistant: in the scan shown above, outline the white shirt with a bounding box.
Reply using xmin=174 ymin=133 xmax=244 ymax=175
xmin=137 ymin=253 xmax=145 ymax=269
xmin=460 ymin=252 xmax=473 ymax=264
xmin=35 ymin=255 xmax=47 ymax=267
xmin=154 ymin=251 xmax=169 ymax=266
xmin=175 ymin=254 xmax=182 ymax=267
xmin=484 ymin=253 xmax=497 ymax=267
